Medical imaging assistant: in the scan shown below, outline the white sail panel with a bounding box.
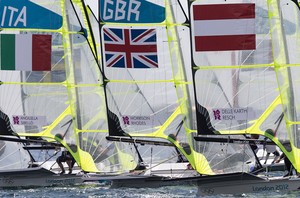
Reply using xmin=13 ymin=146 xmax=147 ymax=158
xmin=102 ymin=25 xmax=181 ymax=136
xmin=194 ymin=67 xmax=280 ymax=132
xmin=191 ymin=0 xmax=281 ymax=135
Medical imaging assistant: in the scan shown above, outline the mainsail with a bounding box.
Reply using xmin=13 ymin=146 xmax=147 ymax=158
xmin=0 ymin=0 xmax=123 ymax=173
xmin=99 ymin=1 xmax=198 ymax=172
xmin=190 ymin=0 xmax=300 ymax=173
xmin=98 ymin=0 xmax=219 ymax=175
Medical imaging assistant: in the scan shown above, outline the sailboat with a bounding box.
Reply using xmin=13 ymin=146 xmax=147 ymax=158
xmin=80 ymin=0 xmax=273 ymax=188
xmin=0 ymin=0 xmax=129 ymax=187
xmin=81 ymin=0 xmax=207 ymax=187
xmin=186 ymin=0 xmax=300 ymax=195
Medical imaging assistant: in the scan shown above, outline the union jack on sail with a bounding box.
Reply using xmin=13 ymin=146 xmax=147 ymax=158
xmin=103 ymin=27 xmax=158 ymax=69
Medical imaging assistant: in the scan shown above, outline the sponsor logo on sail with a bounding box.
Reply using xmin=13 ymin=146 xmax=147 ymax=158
xmin=12 ymin=115 xmax=46 ymax=126
xmin=211 ymin=108 xmax=254 ymax=122
xmin=122 ymin=115 xmax=152 ymax=126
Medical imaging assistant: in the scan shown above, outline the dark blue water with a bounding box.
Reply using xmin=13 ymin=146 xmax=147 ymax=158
xmin=1 ymin=184 xmax=300 ymax=198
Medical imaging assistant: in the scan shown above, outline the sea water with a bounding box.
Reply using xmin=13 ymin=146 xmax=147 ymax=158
xmin=1 ymin=184 xmax=300 ymax=198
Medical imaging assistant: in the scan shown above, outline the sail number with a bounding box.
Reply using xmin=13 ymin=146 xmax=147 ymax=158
xmin=1 ymin=6 xmax=26 ymax=27
xmin=102 ymin=0 xmax=141 ymax=21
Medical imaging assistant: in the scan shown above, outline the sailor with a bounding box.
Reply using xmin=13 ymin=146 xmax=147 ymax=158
xmin=248 ymin=134 xmax=259 ymax=153
xmin=274 ymin=141 xmax=298 ymax=177
xmin=56 ymin=148 xmax=76 ymax=174
xmin=168 ymin=134 xmax=188 ymax=163
xmin=54 ymin=134 xmax=76 ymax=175
xmin=275 ymin=152 xmax=295 ymax=177
xmin=264 ymin=129 xmax=280 ymax=164
xmin=264 ymin=144 xmax=280 ymax=164
xmin=247 ymin=134 xmax=261 ymax=173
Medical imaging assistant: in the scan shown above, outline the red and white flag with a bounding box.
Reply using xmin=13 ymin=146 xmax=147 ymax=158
xmin=192 ymin=3 xmax=256 ymax=51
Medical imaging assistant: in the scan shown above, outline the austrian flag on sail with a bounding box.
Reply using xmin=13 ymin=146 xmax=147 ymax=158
xmin=192 ymin=3 xmax=256 ymax=51
xmin=0 ymin=34 xmax=52 ymax=71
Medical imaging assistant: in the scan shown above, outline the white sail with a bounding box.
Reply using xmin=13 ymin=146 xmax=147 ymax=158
xmin=190 ymin=0 xmax=300 ymax=173
xmin=0 ymin=0 xmax=126 ymax=174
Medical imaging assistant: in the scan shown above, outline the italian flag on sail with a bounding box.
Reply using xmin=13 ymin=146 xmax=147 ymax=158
xmin=0 ymin=34 xmax=52 ymax=71
xmin=192 ymin=3 xmax=256 ymax=51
